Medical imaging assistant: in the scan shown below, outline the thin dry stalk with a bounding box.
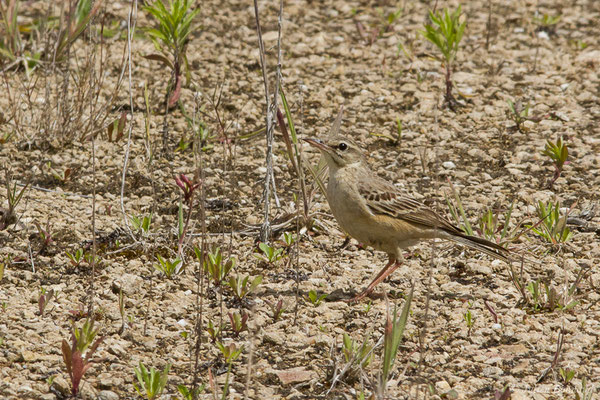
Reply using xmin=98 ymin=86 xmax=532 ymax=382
xmin=253 ymin=0 xmax=283 ymax=242
xmin=120 ymin=0 xmax=139 ymax=242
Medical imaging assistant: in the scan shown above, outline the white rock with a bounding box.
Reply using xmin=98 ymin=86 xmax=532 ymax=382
xmin=442 ymin=161 xmax=456 ymax=169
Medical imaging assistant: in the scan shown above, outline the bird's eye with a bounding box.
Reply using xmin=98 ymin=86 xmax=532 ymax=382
xmin=338 ymin=142 xmax=348 ymax=151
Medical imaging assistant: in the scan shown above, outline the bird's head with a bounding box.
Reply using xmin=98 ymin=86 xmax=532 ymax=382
xmin=303 ymin=135 xmax=365 ymax=168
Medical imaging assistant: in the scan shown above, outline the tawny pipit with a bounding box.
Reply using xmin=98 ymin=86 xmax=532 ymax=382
xmin=305 ymin=135 xmax=509 ymax=302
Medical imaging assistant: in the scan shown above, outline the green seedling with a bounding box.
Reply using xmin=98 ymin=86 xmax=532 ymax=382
xmin=228 ymin=311 xmax=248 ymax=338
xmin=153 ymin=255 xmax=183 ymax=278
xmin=524 ymin=279 xmax=578 ymax=313
xmin=198 ymin=247 xmax=235 ymax=286
xmin=342 ymin=332 xmax=373 ymax=370
xmin=106 ymin=111 xmax=127 ymax=142
xmin=1 ymin=169 xmax=29 ymax=230
xmin=464 ymin=305 xmax=474 ymax=337
xmin=227 ymin=274 xmax=262 ymax=300
xmin=379 ymin=286 xmax=413 ymax=397
xmin=179 ymin=100 xmax=214 ymax=151
xmin=38 ymin=287 xmax=55 ymax=316
xmin=130 ymin=213 xmax=152 ymax=237
xmin=133 ymin=362 xmax=171 ymax=400
xmin=533 ymin=13 xmax=560 ymax=34
xmin=177 ymin=384 xmax=205 ymax=400
xmin=143 ymin=0 xmax=200 ymax=107
xmin=254 ymin=242 xmax=284 ymax=264
xmin=528 ymin=200 xmax=572 ymax=246
xmin=507 ymin=99 xmax=531 ymax=132
xmin=206 ymin=319 xmax=224 ymax=343
xmin=542 ymin=137 xmax=569 ymax=189
xmin=216 ymin=342 xmax=243 ymax=363
xmin=0 ymin=256 xmax=7 ymax=281
xmin=44 ymin=162 xmax=72 ymax=183
xmin=66 ymin=248 xmax=84 ymax=267
xmin=476 ymin=201 xmax=516 ymax=245
xmin=576 ymin=377 xmax=593 ymax=400
xmin=559 ymin=368 xmax=576 ymax=385
xmin=54 ymin=0 xmax=103 ymax=61
xmin=307 ymin=290 xmax=327 ymax=307
xmin=282 ymin=231 xmax=296 ymax=247
xmin=215 ymin=342 xmax=242 ymax=399
xmin=265 ymin=298 xmax=286 ymax=322
xmin=420 ymin=5 xmax=466 ymax=109
xmin=61 ymin=319 xmax=103 ymax=397
xmin=34 ymin=219 xmax=54 ymax=252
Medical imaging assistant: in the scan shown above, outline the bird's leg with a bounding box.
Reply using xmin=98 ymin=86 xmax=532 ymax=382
xmin=347 ymin=255 xmax=401 ymax=303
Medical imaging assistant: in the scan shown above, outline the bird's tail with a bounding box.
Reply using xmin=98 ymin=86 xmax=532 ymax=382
xmin=446 ymin=231 xmax=510 ymax=263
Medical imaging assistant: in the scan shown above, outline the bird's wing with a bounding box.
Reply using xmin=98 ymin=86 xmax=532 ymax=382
xmin=358 ymin=173 xmax=462 ymax=234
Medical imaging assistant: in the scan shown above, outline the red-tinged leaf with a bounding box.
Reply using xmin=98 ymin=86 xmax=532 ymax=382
xmin=143 ymin=53 xmax=174 ymax=70
xmin=71 ymin=351 xmax=84 ymax=395
xmin=85 ymin=337 xmax=104 ymax=362
xmin=61 ymin=339 xmax=72 ymax=374
xmin=168 ymin=73 xmax=182 ymax=108
xmin=116 ymin=111 xmax=127 ymax=141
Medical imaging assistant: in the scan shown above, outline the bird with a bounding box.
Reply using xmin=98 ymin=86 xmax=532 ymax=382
xmin=304 ymin=135 xmax=510 ymax=302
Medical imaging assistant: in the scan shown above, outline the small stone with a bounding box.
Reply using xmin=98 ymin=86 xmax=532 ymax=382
xmin=98 ymin=390 xmax=119 ymax=400
xmin=267 ymin=367 xmax=316 ymax=385
xmin=442 ymin=161 xmax=456 ymax=169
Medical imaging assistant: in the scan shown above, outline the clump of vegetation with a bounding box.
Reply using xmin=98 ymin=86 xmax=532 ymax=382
xmin=529 ymin=200 xmax=572 ymax=246
xmin=61 ymin=319 xmax=104 ymax=397
xmin=306 ymin=290 xmax=327 ymax=307
xmin=154 ymin=255 xmax=183 ymax=278
xmin=542 ymin=137 xmax=569 ymax=189
xmin=133 ymin=362 xmax=170 ymax=400
xmin=420 ymin=5 xmax=466 ymax=110
xmin=143 ymin=0 xmax=200 ymax=107
xmin=507 ymin=99 xmax=531 ymax=133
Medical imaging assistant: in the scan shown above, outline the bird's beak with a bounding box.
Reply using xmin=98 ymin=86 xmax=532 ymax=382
xmin=303 ymin=138 xmax=331 ymax=153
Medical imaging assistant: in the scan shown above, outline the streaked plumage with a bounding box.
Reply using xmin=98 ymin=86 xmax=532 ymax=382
xmin=305 ymin=135 xmax=509 ymax=302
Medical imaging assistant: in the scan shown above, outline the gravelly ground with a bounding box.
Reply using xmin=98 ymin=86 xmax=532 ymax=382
xmin=0 ymin=1 xmax=599 ymax=399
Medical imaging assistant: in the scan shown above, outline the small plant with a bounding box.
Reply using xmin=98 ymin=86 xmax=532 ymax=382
xmin=44 ymin=161 xmax=72 ymax=183
xmin=34 ymin=219 xmax=54 ymax=253
xmin=54 ymin=0 xmax=104 ymax=62
xmin=177 ymin=384 xmax=205 ymax=400
xmin=199 ymin=247 xmax=235 ymax=286
xmin=214 ymin=342 xmax=242 ymax=399
xmin=153 ymin=255 xmax=183 ymax=278
xmin=282 ymin=231 xmax=296 ymax=248
xmin=38 ymin=287 xmax=55 ymax=316
xmin=507 ymin=99 xmax=531 ymax=133
xmin=206 ymin=319 xmax=224 ymax=343
xmin=174 ymin=173 xmax=201 ymax=258
xmin=378 ymin=286 xmax=413 ymax=397
xmin=131 ymin=213 xmax=153 ymax=237
xmin=133 ymin=362 xmax=171 ymax=400
xmin=265 ymin=297 xmax=286 ymax=322
xmin=66 ymin=248 xmax=84 ymax=268
xmin=228 ymin=311 xmax=249 ymax=338
xmin=143 ymin=0 xmax=200 ymax=107
xmin=559 ymin=367 xmax=576 ymax=385
xmin=533 ymin=13 xmax=560 ymax=33
xmin=227 ymin=274 xmax=262 ymax=300
xmin=575 ymin=377 xmax=593 ymax=400
xmin=61 ymin=319 xmax=104 ymax=397
xmin=342 ymin=332 xmax=373 ymax=370
xmin=1 ymin=169 xmax=29 ymax=230
xmin=254 ymin=242 xmax=284 ymax=264
xmin=118 ymin=288 xmax=128 ymax=335
xmin=464 ymin=303 xmax=474 ymax=337
xmin=106 ymin=112 xmax=127 ymax=142
xmin=306 ymin=290 xmax=327 ymax=307
xmin=216 ymin=342 xmax=243 ymax=363
xmin=476 ymin=202 xmax=516 ymax=245
xmin=524 ymin=279 xmax=579 ymax=313
xmin=528 ymin=200 xmax=572 ymax=246
xmin=542 ymin=137 xmax=569 ymax=189
xmin=420 ymin=5 xmax=466 ymax=109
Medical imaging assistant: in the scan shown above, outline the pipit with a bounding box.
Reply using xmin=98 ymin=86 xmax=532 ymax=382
xmin=305 ymin=135 xmax=509 ymax=302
